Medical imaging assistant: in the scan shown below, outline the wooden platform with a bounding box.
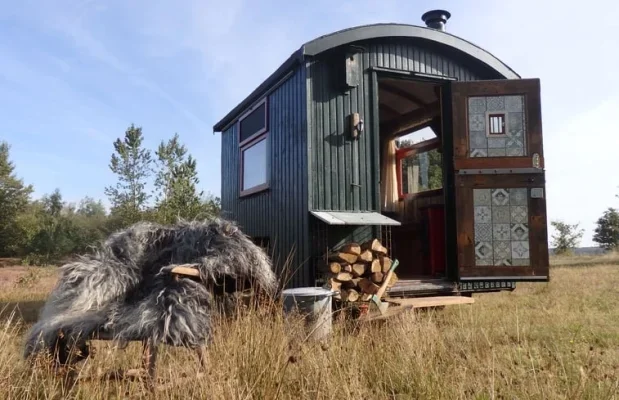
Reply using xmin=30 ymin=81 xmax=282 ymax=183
xmin=358 ymin=295 xmax=474 ymax=322
xmin=387 ymin=278 xmax=458 ymax=297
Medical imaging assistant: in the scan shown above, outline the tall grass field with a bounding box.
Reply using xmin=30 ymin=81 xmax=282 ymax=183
xmin=0 ymin=254 xmax=618 ymax=399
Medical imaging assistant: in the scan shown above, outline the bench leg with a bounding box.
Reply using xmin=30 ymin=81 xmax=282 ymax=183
xmin=196 ymin=345 xmax=208 ymax=372
xmin=141 ymin=338 xmax=157 ymax=388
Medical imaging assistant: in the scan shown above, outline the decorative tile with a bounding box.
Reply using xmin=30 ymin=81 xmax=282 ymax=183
xmin=511 ymin=223 xmax=529 ymax=241
xmin=470 ymin=148 xmax=488 ymax=157
xmin=495 ymin=258 xmax=512 ymax=266
xmin=507 ymin=147 xmax=525 ymax=156
xmin=472 ymin=186 xmax=532 ymax=268
xmin=492 ymin=206 xmax=511 ymax=224
xmin=486 ymin=96 xmax=505 ymax=111
xmin=470 ymin=130 xmax=488 ymax=148
xmin=511 ymin=206 xmax=528 ymax=224
xmin=508 ymin=112 xmax=524 ymax=137
xmin=494 ymin=241 xmax=511 ymax=263
xmin=506 ymin=137 xmax=524 ymax=149
xmin=467 ymin=95 xmax=527 ymax=158
xmin=505 ymin=95 xmax=524 ymax=112
xmin=475 ymin=206 xmax=492 ymax=224
xmin=493 ymin=224 xmax=511 ymax=241
xmin=473 ymin=189 xmax=492 ymax=206
xmin=469 ymin=114 xmax=485 ymax=131
xmin=509 ymin=188 xmax=528 ymax=205
xmin=475 ymin=223 xmax=493 ymax=241
xmin=531 ymin=188 xmax=544 ymax=198
xmin=511 ymin=241 xmax=530 ymax=259
xmin=488 ymin=137 xmax=506 ymax=148
xmin=468 ymin=97 xmax=487 ymax=113
xmin=491 ymin=189 xmax=510 ymax=206
xmin=475 ymin=241 xmax=493 ymax=260
xmin=488 ymin=148 xmax=506 ymax=157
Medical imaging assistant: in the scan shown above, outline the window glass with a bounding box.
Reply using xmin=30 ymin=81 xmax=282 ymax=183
xmin=400 ymin=147 xmax=442 ymax=195
xmin=242 ymin=138 xmax=267 ymax=191
xmin=240 ymin=103 xmax=266 ymax=143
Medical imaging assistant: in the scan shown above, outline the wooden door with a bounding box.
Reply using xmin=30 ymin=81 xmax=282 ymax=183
xmin=443 ymin=78 xmax=549 ymax=281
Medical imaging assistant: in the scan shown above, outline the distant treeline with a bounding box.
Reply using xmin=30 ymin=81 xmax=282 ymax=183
xmin=0 ymin=124 xmax=220 ymax=265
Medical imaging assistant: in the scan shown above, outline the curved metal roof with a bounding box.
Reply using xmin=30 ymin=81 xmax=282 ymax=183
xmin=214 ymin=23 xmax=519 ymax=132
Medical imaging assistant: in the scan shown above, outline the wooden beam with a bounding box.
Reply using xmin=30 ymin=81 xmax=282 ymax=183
xmin=381 ymin=101 xmax=440 ymax=137
xmin=381 ymin=81 xmax=427 ymax=107
xmin=379 ymin=103 xmax=402 ymax=117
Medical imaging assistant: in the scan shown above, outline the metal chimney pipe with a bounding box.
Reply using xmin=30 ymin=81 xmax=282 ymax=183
xmin=421 ymin=9 xmax=451 ymax=31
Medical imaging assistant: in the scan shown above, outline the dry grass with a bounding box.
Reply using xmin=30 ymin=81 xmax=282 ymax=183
xmin=0 ymin=256 xmax=618 ymax=399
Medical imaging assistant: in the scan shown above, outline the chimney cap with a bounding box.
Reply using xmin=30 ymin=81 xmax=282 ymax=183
xmin=421 ymin=9 xmax=451 ymax=31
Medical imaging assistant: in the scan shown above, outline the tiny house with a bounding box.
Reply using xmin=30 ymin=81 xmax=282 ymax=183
xmin=213 ymin=10 xmax=550 ymax=297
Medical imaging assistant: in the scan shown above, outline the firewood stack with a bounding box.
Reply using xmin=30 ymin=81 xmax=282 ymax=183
xmin=326 ymin=239 xmax=398 ymax=302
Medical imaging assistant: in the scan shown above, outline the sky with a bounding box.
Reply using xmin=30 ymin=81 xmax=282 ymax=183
xmin=1 ymin=0 xmax=618 ymax=247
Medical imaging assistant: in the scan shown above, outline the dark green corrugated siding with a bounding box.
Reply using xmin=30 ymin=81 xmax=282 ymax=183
xmin=220 ymin=67 xmax=310 ymax=288
xmin=308 ymin=38 xmax=481 ymax=212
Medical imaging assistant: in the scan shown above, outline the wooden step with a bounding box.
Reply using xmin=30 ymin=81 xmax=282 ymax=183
xmin=385 ymin=295 xmax=474 ymax=309
xmin=357 ymin=296 xmax=473 ymax=322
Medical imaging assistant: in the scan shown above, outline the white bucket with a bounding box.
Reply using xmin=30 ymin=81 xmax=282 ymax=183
xmin=281 ymin=287 xmax=338 ymax=342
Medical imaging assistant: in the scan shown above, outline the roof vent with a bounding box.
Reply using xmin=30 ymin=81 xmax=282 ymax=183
xmin=421 ymin=9 xmax=451 ymax=31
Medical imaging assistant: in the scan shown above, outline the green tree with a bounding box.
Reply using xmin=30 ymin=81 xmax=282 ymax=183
xmin=27 ymin=189 xmax=76 ymax=264
xmin=153 ymin=134 xmax=219 ymax=223
xmin=550 ymin=220 xmax=584 ymax=256
xmin=0 ymin=141 xmax=34 ymax=256
xmin=104 ymin=124 xmax=153 ymax=226
xmin=593 ymin=208 xmax=619 ymax=251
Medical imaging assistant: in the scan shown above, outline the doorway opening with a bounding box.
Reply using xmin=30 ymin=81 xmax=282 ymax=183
xmin=377 ymin=76 xmax=451 ymax=290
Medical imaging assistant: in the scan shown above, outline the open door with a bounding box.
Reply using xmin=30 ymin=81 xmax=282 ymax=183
xmin=442 ymin=78 xmax=549 ymax=282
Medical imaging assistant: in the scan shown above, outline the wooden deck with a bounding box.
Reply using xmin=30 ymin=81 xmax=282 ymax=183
xmin=387 ymin=278 xmax=457 ymax=297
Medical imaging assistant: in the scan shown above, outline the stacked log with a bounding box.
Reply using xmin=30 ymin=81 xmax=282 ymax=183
xmin=326 ymin=239 xmax=398 ymax=302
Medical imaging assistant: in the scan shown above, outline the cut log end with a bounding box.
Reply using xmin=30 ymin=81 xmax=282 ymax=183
xmin=370 ymin=272 xmax=384 ymax=284
xmin=340 ymin=243 xmax=361 ymax=256
xmin=329 ymin=262 xmax=342 ymax=274
xmin=379 ymin=256 xmax=393 ymax=273
xmin=352 ymin=263 xmax=366 ymax=278
xmin=342 ymin=289 xmax=360 ymax=302
xmin=335 ymin=272 xmax=353 ymax=282
xmin=330 ymin=252 xmax=358 ymax=265
xmin=358 ymin=250 xmax=373 ymax=263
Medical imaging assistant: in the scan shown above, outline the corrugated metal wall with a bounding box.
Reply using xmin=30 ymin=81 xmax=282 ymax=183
xmin=307 ymin=38 xmax=482 ymax=212
xmin=220 ymin=67 xmax=310 ymax=288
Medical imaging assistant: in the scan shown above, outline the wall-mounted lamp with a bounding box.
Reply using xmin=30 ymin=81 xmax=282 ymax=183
xmin=350 ymin=112 xmax=364 ymax=139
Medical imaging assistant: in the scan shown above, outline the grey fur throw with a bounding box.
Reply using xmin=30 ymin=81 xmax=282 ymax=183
xmin=23 ymin=218 xmax=277 ymax=365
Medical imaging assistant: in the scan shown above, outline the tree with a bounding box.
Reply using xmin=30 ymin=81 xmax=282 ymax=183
xmin=593 ymin=208 xmax=619 ymax=251
xmin=27 ymin=189 xmax=76 ymax=264
xmin=550 ymin=220 xmax=584 ymax=256
xmin=104 ymin=124 xmax=153 ymax=226
xmin=153 ymin=134 xmax=219 ymax=223
xmin=0 ymin=141 xmax=34 ymax=256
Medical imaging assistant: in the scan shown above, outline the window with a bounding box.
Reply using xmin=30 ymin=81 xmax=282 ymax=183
xmin=488 ymin=113 xmax=505 ymax=135
xmin=238 ymin=98 xmax=269 ymax=196
xmin=396 ymin=138 xmax=443 ymax=199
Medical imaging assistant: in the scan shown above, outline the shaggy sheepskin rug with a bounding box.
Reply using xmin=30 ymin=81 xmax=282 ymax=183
xmin=23 ymin=217 xmax=278 ymax=365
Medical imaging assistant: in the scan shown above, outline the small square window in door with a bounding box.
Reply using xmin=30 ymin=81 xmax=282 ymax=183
xmin=488 ymin=114 xmax=505 ymax=135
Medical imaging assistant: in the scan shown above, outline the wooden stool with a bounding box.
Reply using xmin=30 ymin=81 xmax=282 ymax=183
xmin=57 ymin=264 xmax=210 ymax=390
